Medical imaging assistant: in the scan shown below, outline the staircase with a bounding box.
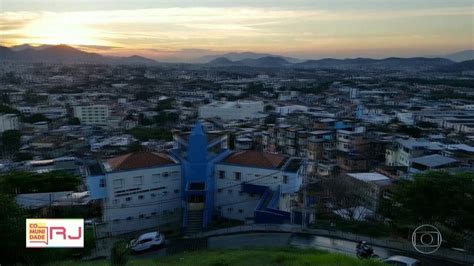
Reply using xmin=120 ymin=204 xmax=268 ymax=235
xmin=186 ymin=209 xmax=203 ymax=234
xmin=261 ymin=191 xmax=274 ymax=209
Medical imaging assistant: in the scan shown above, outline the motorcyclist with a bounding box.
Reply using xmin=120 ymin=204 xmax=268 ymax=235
xmin=356 ymin=241 xmax=373 ymax=258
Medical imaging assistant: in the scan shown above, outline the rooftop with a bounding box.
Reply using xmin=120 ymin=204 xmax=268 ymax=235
xmin=105 ymin=151 xmax=177 ymax=172
xmin=347 ymin=172 xmax=390 ymax=182
xmin=223 ymin=150 xmax=288 ymax=169
xmin=410 ymin=154 xmax=457 ymax=168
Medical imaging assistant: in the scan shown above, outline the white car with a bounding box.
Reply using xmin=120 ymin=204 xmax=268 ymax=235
xmin=129 ymin=231 xmax=164 ymax=252
xmin=384 ymin=255 xmax=420 ymax=266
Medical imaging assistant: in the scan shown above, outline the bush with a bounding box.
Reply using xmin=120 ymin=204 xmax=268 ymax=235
xmin=111 ymin=240 xmax=129 ymax=266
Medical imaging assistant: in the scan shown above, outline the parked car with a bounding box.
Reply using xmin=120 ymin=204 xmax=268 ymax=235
xmin=384 ymin=255 xmax=420 ymax=266
xmin=128 ymin=231 xmax=164 ymax=252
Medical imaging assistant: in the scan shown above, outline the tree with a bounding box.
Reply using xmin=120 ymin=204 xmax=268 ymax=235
xmin=228 ymin=133 xmax=236 ymax=150
xmin=2 ymin=129 xmax=21 ymax=153
xmin=111 ymin=240 xmax=129 ymax=266
xmin=155 ymin=98 xmax=175 ymax=111
xmin=0 ymin=194 xmax=95 ymax=264
xmin=0 ymin=171 xmax=81 ymax=195
xmin=154 ymin=112 xmax=179 ymax=124
xmin=14 ymin=152 xmax=33 ymax=162
xmin=21 ymin=114 xmax=49 ymax=124
xmin=319 ymin=175 xmax=372 ymax=221
xmin=0 ymin=104 xmax=19 ymax=114
xmin=264 ymin=105 xmax=275 ymax=112
xmin=398 ymin=125 xmax=421 ymax=138
xmin=128 ymin=127 xmax=172 ymax=142
xmin=68 ymin=117 xmax=81 ymax=125
xmin=264 ymin=114 xmax=277 ymax=124
xmin=0 ymin=194 xmax=26 ymax=264
xmin=393 ymin=171 xmax=474 ymax=230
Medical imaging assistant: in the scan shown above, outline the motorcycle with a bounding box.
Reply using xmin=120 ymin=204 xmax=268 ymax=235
xmin=356 ymin=243 xmax=380 ymax=259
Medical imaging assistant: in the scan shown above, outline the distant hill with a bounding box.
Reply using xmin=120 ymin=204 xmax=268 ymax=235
xmin=207 ymin=56 xmax=291 ymax=68
xmin=207 ymin=57 xmax=235 ymax=66
xmin=0 ymin=44 xmax=158 ymax=65
xmin=435 ymin=59 xmax=474 ymax=72
xmin=9 ymin=44 xmax=52 ymax=51
xmin=443 ymin=50 xmax=474 ymax=62
xmin=295 ymin=57 xmax=453 ymax=71
xmin=197 ymin=52 xmax=302 ymax=64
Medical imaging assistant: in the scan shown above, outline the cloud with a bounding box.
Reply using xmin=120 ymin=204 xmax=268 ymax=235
xmin=75 ymin=44 xmax=121 ymax=50
xmin=1 ymin=6 xmax=472 ymax=57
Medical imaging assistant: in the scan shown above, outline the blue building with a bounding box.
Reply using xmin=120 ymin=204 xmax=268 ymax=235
xmin=87 ymin=123 xmax=306 ymax=235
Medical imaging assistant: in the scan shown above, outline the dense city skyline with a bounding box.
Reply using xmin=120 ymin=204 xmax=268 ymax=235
xmin=1 ymin=0 xmax=473 ymax=61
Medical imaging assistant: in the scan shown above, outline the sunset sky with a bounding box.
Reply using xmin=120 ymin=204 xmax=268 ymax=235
xmin=1 ymin=0 xmax=473 ymax=61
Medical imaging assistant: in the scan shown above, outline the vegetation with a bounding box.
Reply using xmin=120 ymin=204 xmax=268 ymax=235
xmin=1 ymin=129 xmax=21 ymax=153
xmin=396 ymin=78 xmax=474 ymax=89
xmin=68 ymin=117 xmax=81 ymax=125
xmin=0 ymin=171 xmax=81 ymax=195
xmin=55 ymin=247 xmax=385 ymax=266
xmin=111 ymin=241 xmax=130 ymax=266
xmin=0 ymin=104 xmax=20 ymax=114
xmin=21 ymin=113 xmax=50 ymax=123
xmin=392 ymin=171 xmax=474 ymax=231
xmin=154 ymin=112 xmax=179 ymax=124
xmin=128 ymin=127 xmax=173 ymax=141
xmin=0 ymin=194 xmax=95 ymax=265
xmin=398 ymin=125 xmax=421 ymax=138
xmin=264 ymin=114 xmax=277 ymax=124
xmin=154 ymin=98 xmax=175 ymax=111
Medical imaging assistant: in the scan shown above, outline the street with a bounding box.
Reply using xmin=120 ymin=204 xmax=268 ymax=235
xmin=129 ymin=232 xmax=467 ymax=265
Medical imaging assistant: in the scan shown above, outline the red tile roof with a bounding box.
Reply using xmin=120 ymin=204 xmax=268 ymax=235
xmin=223 ymin=151 xmax=288 ymax=169
xmin=106 ymin=151 xmax=177 ymax=171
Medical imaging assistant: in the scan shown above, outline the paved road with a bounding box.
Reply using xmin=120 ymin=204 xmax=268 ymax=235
xmin=290 ymin=233 xmax=463 ymax=266
xmin=127 ymin=232 xmax=467 ymax=265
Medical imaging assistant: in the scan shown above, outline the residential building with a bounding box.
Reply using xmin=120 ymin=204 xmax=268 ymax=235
xmin=73 ymin=105 xmax=110 ymax=125
xmin=0 ymin=113 xmax=19 ymax=133
xmin=87 ymin=152 xmax=182 ymax=228
xmin=199 ymin=100 xmax=265 ymax=121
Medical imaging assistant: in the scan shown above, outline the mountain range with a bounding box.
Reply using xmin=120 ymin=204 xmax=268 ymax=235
xmin=195 ymin=52 xmax=303 ymax=64
xmin=442 ymin=50 xmax=474 ymax=62
xmin=1 ymin=44 xmax=473 ymax=71
xmin=0 ymin=44 xmax=157 ymax=65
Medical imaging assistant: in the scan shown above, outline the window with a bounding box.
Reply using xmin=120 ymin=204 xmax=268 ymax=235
xmin=163 ymin=191 xmax=168 ymax=196
xmin=227 ymin=207 xmax=232 ymax=212
xmin=151 ymin=193 xmax=156 ymax=198
xmin=283 ymin=175 xmax=288 ymax=184
xmin=163 ymin=172 xmax=169 ymax=177
xmin=152 ymin=173 xmax=161 ymax=183
xmin=174 ymin=189 xmax=180 ymax=194
xmin=138 ymin=195 xmax=144 ymax=200
xmin=218 ymin=170 xmax=225 ymax=179
xmin=99 ymin=178 xmax=106 ymax=187
xmin=234 ymin=172 xmax=241 ymax=181
xmin=133 ymin=176 xmax=143 ymax=186
xmin=273 ymin=176 xmax=278 ymax=179
xmin=218 ymin=188 xmax=222 ymax=193
xmin=151 ymin=212 xmax=157 ymax=216
xmin=138 ymin=238 xmax=152 ymax=244
xmin=126 ymin=197 xmax=131 ymax=201
xmin=139 ymin=214 xmax=144 ymax=219
xmin=228 ymin=189 xmax=233 ymax=195
xmin=112 ymin=199 xmax=119 ymax=205
xmin=238 ymin=209 xmax=243 ymax=213
xmin=113 ymin=179 xmax=123 ymax=189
